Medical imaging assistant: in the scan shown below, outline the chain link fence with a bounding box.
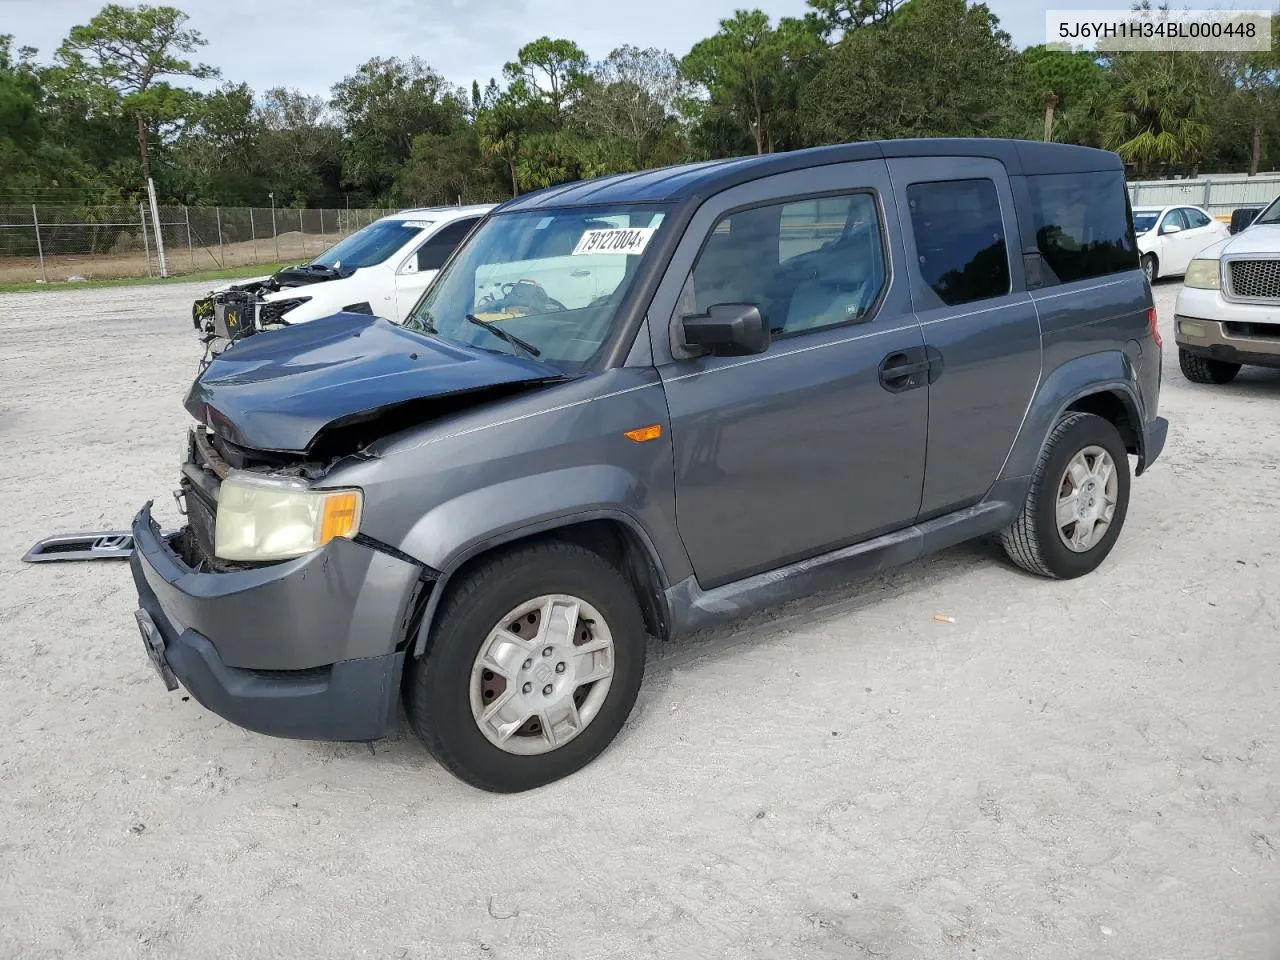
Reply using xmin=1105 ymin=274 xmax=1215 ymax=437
xmin=0 ymin=204 xmax=392 ymax=284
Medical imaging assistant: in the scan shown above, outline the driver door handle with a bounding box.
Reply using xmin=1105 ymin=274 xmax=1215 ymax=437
xmin=878 ymin=347 xmax=930 ymax=393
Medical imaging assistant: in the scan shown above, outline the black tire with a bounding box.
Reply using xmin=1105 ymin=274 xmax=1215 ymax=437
xmin=1179 ymin=347 xmax=1240 ymax=385
xmin=1000 ymin=412 xmax=1132 ymax=580
xmin=407 ymin=541 xmax=646 ymax=793
xmin=1141 ymin=253 xmax=1158 ymax=283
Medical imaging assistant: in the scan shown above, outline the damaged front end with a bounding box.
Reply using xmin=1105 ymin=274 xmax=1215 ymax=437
xmin=174 ymin=311 xmax=568 ymax=572
xmin=192 ymin=263 xmax=358 ymax=355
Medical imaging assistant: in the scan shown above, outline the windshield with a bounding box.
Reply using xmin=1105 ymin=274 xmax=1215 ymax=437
xmin=1132 ymin=211 xmax=1160 ymax=234
xmin=1254 ymin=197 xmax=1280 ymax=225
xmin=406 ymin=205 xmax=670 ymax=373
xmin=310 ymin=218 xmax=430 ymax=269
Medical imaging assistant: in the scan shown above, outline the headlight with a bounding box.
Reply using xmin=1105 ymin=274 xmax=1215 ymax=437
xmin=1184 ymin=259 xmax=1220 ymax=290
xmin=214 ymin=471 xmax=362 ymax=561
xmin=259 ymin=296 xmax=311 ymax=324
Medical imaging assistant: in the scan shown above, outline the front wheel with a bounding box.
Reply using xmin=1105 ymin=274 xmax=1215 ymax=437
xmin=1179 ymin=347 xmax=1240 ymax=385
xmin=407 ymin=541 xmax=647 ymax=792
xmin=1141 ymin=253 xmax=1158 ymax=283
xmin=1000 ymin=412 xmax=1132 ymax=580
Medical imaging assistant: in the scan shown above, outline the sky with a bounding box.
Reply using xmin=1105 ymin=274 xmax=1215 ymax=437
xmin=3 ymin=0 xmax=1263 ymax=98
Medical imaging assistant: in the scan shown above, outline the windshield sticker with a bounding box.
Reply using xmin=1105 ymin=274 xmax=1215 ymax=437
xmin=399 ymin=220 xmax=434 ymax=228
xmin=572 ymin=227 xmax=657 ymax=256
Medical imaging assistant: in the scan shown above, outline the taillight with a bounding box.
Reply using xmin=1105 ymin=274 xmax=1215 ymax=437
xmin=1148 ymin=307 xmax=1162 ymax=347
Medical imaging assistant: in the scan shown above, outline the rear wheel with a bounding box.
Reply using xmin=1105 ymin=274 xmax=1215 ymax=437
xmin=408 ymin=541 xmax=646 ymax=793
xmin=1001 ymin=412 xmax=1132 ymax=580
xmin=1179 ymin=347 xmax=1240 ymax=384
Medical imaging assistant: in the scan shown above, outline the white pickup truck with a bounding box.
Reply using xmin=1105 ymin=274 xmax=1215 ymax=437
xmin=1174 ymin=195 xmax=1280 ymax=385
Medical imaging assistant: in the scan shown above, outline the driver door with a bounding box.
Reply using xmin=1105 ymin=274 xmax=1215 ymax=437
xmin=1157 ymin=208 xmax=1193 ymax=275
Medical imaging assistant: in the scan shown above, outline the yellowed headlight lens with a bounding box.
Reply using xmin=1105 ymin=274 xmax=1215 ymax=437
xmin=1184 ymin=260 xmax=1220 ymax=290
xmin=214 ymin=472 xmax=363 ymax=561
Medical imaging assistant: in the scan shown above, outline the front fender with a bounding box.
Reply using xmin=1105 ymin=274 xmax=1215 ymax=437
xmin=999 ymin=349 xmax=1145 ymax=483
xmin=400 ymin=464 xmax=663 ymax=572
xmin=398 ymin=464 xmax=681 ymax=658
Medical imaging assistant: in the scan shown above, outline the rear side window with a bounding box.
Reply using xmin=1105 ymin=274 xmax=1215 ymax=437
xmin=416 ymin=218 xmax=479 ymax=271
xmin=906 ymin=179 xmax=1010 ymax=307
xmin=1027 ymin=171 xmax=1138 ymax=284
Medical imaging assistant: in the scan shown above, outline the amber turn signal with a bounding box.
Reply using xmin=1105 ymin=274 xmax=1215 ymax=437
xmin=624 ymin=424 xmax=662 ymax=443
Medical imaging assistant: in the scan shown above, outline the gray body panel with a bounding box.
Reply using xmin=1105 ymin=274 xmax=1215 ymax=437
xmin=127 ymin=137 xmax=1168 ymax=743
xmin=884 ymin=156 xmax=1044 ymax=517
xmin=646 ymin=160 xmax=929 ymax=587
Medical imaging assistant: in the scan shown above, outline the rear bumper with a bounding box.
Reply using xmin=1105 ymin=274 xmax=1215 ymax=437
xmin=128 ymin=502 xmax=421 ymax=741
xmin=1143 ymin=416 xmax=1169 ymax=472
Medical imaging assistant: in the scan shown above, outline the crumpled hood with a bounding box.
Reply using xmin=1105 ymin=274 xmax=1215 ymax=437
xmin=184 ymin=312 xmax=562 ymax=453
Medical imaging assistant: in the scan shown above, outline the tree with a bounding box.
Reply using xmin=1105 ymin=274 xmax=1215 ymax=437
xmin=54 ymin=4 xmax=218 ymax=182
xmin=801 ymin=0 xmax=1015 ymax=144
xmin=804 ymin=0 xmax=905 ymax=41
xmin=330 ymin=56 xmax=467 ymax=204
xmin=681 ymin=11 xmax=822 ymax=155
xmin=1214 ymin=16 xmax=1280 ymax=175
xmin=170 ymin=81 xmax=260 ymax=203
xmin=503 ymin=37 xmax=589 ymax=129
xmin=398 ymin=129 xmax=497 ymax=205
xmin=475 ymin=81 xmax=526 ymax=196
xmin=575 ymin=46 xmax=683 ymax=164
xmin=257 ymin=87 xmax=343 ymax=205
xmin=1100 ymin=51 xmax=1213 ymax=177
xmin=1004 ymin=45 xmax=1105 ymax=144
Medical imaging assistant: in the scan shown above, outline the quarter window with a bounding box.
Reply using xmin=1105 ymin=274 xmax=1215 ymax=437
xmin=1026 ymin=171 xmax=1139 ymax=284
xmin=684 ymin=192 xmax=887 ymax=337
xmin=906 ymin=179 xmax=1010 ymax=306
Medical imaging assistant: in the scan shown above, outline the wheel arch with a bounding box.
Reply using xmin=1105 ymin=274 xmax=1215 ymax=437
xmin=410 ymin=511 xmax=672 ymax=659
xmin=1002 ymin=350 xmax=1153 ymax=482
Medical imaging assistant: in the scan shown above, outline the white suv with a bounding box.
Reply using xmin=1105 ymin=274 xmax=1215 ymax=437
xmin=194 ymin=205 xmax=495 ymax=336
xmin=1174 ymin=195 xmax=1280 ymax=384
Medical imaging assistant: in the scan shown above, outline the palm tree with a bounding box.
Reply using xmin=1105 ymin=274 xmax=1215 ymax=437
xmin=1101 ymin=52 xmax=1212 ymax=178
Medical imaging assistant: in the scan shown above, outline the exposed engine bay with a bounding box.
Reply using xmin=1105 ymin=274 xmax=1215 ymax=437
xmin=191 ymin=263 xmax=367 ymax=359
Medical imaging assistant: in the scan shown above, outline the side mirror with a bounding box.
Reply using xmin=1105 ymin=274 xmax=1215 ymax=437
xmin=1162 ymin=223 xmax=1182 ymax=235
xmin=680 ymin=303 xmax=770 ymax=357
xmin=399 ymin=258 xmax=420 ymax=276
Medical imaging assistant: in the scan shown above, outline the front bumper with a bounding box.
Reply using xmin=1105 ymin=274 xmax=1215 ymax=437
xmin=128 ymin=502 xmax=424 ymax=741
xmin=1174 ymin=314 xmax=1280 ymax=369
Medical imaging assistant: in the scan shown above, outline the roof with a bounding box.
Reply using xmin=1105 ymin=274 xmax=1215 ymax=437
xmin=496 ymin=139 xmax=1124 ymax=214
xmin=380 ymin=204 xmax=496 ymax=222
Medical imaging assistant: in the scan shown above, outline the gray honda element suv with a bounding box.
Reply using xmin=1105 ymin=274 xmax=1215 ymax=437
xmin=130 ymin=139 xmax=1168 ymax=792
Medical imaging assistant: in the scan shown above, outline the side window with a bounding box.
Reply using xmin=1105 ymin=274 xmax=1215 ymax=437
xmin=416 ymin=218 xmax=479 ymax=272
xmin=905 ymin=179 xmax=1010 ymax=307
xmin=1161 ymin=209 xmax=1188 ymax=233
xmin=1026 ymin=171 xmax=1139 ymax=284
xmin=1185 ymin=208 xmax=1212 ymax=229
xmin=684 ymin=192 xmax=887 ymax=337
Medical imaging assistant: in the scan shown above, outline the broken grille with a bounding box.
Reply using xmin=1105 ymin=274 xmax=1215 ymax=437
xmin=1227 ymin=259 xmax=1280 ymax=300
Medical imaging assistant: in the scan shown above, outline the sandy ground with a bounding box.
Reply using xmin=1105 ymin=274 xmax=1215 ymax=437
xmin=0 ymin=280 xmax=1277 ymax=960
